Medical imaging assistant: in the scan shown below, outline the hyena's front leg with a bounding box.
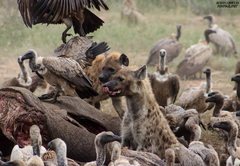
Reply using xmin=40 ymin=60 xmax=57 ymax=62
xmin=121 ymin=117 xmax=137 ymax=149
xmin=112 ymin=97 xmax=126 ymax=119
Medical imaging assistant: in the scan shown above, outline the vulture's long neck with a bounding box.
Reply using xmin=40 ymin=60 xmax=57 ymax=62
xmin=56 ymin=147 xmax=68 ymax=166
xmin=28 ymin=53 xmax=37 ymax=71
xmin=227 ymin=128 xmax=238 ymax=158
xmin=96 ymin=143 xmax=106 ymax=166
xmin=209 ymin=20 xmax=212 ymax=28
xmin=212 ymin=100 xmax=224 ymax=117
xmin=159 ymin=55 xmax=166 ymax=75
xmin=206 ymin=73 xmax=211 ymax=93
xmin=19 ymin=61 xmax=30 ymax=83
xmin=237 ymin=83 xmax=240 ymax=99
xmin=32 ymin=134 xmax=41 ymax=157
xmin=176 ymin=28 xmax=181 ymax=41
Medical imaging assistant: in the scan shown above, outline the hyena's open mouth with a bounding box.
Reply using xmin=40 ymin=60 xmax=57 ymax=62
xmin=103 ymin=87 xmax=122 ymax=96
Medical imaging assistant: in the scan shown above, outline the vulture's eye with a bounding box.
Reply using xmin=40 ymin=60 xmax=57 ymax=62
xmin=35 ymin=64 xmax=41 ymax=69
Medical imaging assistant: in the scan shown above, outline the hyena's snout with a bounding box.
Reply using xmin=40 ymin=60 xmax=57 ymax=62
xmin=99 ymin=72 xmax=111 ymax=83
xmin=102 ymin=81 xmax=122 ymax=96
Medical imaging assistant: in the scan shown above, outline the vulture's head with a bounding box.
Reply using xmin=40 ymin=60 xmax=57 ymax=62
xmin=203 ymin=15 xmax=214 ymax=22
xmin=205 ymin=91 xmax=224 ymax=103
xmin=159 ymin=49 xmax=166 ymax=58
xmin=21 ymin=49 xmax=37 ymax=62
xmin=231 ymin=74 xmax=240 ymax=83
xmin=95 ymin=131 xmax=121 ymax=147
xmin=177 ymin=25 xmax=181 ymax=30
xmin=48 ymin=138 xmax=67 ymax=154
xmin=203 ymin=68 xmax=211 ymax=75
xmin=213 ymin=120 xmax=237 ymax=133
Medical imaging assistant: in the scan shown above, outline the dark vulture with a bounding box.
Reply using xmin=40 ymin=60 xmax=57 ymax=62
xmin=148 ymin=49 xmax=180 ymax=107
xmin=204 ymin=15 xmax=238 ymax=57
xmin=20 ymin=49 xmax=98 ymax=103
xmin=146 ymin=25 xmax=183 ymax=66
xmin=17 ymin=0 xmax=109 ymax=43
xmin=175 ymin=29 xmax=216 ymax=78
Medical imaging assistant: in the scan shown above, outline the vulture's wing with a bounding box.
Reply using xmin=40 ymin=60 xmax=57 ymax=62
xmin=176 ymin=44 xmax=212 ymax=77
xmin=32 ymin=0 xmax=108 ymax=25
xmin=149 ymin=37 xmax=175 ymax=57
xmin=43 ymin=57 xmax=98 ymax=98
xmin=163 ymin=42 xmax=183 ymax=63
xmin=17 ymin=0 xmax=38 ymax=27
xmin=171 ymin=75 xmax=180 ymax=104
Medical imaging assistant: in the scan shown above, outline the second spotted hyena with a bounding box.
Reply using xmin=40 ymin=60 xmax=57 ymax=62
xmin=84 ymin=52 xmax=129 ymax=118
xmin=103 ymin=65 xmax=180 ymax=159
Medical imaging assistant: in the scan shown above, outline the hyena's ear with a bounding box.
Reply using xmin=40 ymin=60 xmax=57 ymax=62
xmin=133 ymin=65 xmax=147 ymax=81
xmin=119 ymin=54 xmax=129 ymax=66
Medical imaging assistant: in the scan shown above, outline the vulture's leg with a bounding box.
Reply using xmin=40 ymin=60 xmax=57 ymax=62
xmin=62 ymin=18 xmax=73 ymax=43
xmin=62 ymin=26 xmax=72 ymax=44
xmin=38 ymin=90 xmax=56 ymax=100
xmin=48 ymin=89 xmax=63 ymax=103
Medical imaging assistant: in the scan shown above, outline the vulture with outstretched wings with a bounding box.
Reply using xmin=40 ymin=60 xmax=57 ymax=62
xmin=17 ymin=0 xmax=109 ymax=43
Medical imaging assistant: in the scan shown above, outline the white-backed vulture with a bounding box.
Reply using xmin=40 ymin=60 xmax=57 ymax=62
xmin=188 ymin=141 xmax=219 ymax=166
xmin=165 ymin=104 xmax=205 ymax=144
xmin=10 ymin=125 xmax=46 ymax=164
xmin=17 ymin=0 xmax=109 ymax=43
xmin=47 ymin=138 xmax=80 ymax=166
xmin=20 ymin=49 xmax=98 ymax=103
xmin=213 ymin=120 xmax=240 ymax=166
xmin=231 ymin=74 xmax=240 ymax=111
xmin=176 ymin=68 xmax=214 ymax=113
xmin=146 ymin=25 xmax=183 ymax=66
xmin=175 ymin=29 xmax=216 ymax=78
xmin=204 ymin=15 xmax=238 ymax=57
xmin=84 ymin=131 xmax=165 ymax=166
xmin=1 ymin=57 xmax=47 ymax=92
xmin=148 ymin=49 xmax=180 ymax=107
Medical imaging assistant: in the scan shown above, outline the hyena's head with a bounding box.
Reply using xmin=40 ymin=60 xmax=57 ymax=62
xmin=98 ymin=52 xmax=129 ymax=83
xmin=103 ymin=65 xmax=147 ymax=97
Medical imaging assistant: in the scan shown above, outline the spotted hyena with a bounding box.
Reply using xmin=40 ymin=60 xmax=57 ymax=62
xmin=103 ymin=65 xmax=180 ymax=158
xmin=83 ymin=52 xmax=129 ymax=118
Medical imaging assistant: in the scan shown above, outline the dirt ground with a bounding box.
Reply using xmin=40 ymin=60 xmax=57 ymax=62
xmin=0 ymin=55 xmax=237 ymax=161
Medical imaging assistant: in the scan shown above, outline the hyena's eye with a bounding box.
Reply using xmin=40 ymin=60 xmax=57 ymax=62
xmin=109 ymin=67 xmax=115 ymax=73
xmin=117 ymin=76 xmax=124 ymax=82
